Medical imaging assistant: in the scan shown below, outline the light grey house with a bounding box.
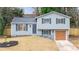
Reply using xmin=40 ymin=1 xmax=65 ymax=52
xmin=11 ymin=11 xmax=70 ymax=40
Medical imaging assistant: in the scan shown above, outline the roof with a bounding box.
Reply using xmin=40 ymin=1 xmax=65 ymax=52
xmin=35 ymin=11 xmax=71 ymax=18
xmin=12 ymin=17 xmax=36 ymax=23
xmin=12 ymin=11 xmax=71 ymax=23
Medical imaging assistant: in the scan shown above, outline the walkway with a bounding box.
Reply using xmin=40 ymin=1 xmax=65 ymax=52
xmin=56 ymin=40 xmax=78 ymax=51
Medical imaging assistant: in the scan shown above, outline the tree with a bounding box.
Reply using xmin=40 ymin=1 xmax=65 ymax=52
xmin=0 ymin=7 xmax=24 ymax=35
xmin=39 ymin=7 xmax=79 ymax=28
xmin=13 ymin=8 xmax=24 ymax=17
xmin=62 ymin=7 xmax=79 ymax=27
xmin=1 ymin=7 xmax=24 ymax=25
xmin=32 ymin=7 xmax=41 ymax=16
xmin=0 ymin=16 xmax=4 ymax=35
xmin=40 ymin=7 xmax=63 ymax=14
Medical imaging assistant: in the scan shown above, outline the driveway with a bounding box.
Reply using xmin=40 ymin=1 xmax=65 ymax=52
xmin=0 ymin=36 xmax=58 ymax=51
xmin=56 ymin=40 xmax=78 ymax=51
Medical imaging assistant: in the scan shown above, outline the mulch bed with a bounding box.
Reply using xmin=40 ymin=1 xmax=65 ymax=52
xmin=0 ymin=35 xmax=18 ymax=47
xmin=0 ymin=41 xmax=18 ymax=47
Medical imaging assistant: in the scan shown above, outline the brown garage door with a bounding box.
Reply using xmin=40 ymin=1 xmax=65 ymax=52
xmin=56 ymin=31 xmax=66 ymax=40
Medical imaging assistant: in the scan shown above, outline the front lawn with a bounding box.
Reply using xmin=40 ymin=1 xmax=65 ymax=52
xmin=71 ymin=40 xmax=79 ymax=49
xmin=70 ymin=37 xmax=79 ymax=49
xmin=0 ymin=36 xmax=58 ymax=51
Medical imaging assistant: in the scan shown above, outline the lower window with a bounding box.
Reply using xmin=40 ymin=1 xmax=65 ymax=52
xmin=42 ymin=30 xmax=51 ymax=35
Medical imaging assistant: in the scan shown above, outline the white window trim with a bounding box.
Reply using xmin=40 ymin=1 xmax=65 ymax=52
xmin=56 ymin=18 xmax=65 ymax=24
xmin=16 ymin=24 xmax=28 ymax=31
xmin=42 ymin=18 xmax=51 ymax=24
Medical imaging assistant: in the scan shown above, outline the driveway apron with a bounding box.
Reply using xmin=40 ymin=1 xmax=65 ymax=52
xmin=56 ymin=40 xmax=78 ymax=51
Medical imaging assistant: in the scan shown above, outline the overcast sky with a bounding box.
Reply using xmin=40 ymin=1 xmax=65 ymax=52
xmin=22 ymin=7 xmax=34 ymax=14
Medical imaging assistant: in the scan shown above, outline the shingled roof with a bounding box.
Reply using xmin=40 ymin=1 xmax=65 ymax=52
xmin=12 ymin=17 xmax=36 ymax=23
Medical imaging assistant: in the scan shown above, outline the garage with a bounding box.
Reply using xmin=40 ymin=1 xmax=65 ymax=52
xmin=56 ymin=31 xmax=66 ymax=40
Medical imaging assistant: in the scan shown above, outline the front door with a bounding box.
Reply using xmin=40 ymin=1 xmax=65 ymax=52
xmin=56 ymin=31 xmax=66 ymax=40
xmin=32 ymin=24 xmax=37 ymax=34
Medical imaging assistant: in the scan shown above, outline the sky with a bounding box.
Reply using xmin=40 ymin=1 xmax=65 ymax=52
xmin=22 ymin=7 xmax=34 ymax=14
xmin=22 ymin=7 xmax=79 ymax=14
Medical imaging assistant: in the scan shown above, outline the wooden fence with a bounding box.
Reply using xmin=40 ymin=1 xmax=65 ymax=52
xmin=3 ymin=27 xmax=79 ymax=36
xmin=3 ymin=26 xmax=11 ymax=36
xmin=69 ymin=28 xmax=79 ymax=36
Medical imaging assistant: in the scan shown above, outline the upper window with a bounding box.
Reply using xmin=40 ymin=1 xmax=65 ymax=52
xmin=56 ymin=18 xmax=65 ymax=24
xmin=42 ymin=18 xmax=51 ymax=24
xmin=16 ymin=24 xmax=28 ymax=31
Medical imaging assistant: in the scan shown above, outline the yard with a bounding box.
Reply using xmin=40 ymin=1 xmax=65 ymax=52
xmin=69 ymin=28 xmax=79 ymax=49
xmin=70 ymin=37 xmax=79 ymax=49
xmin=0 ymin=36 xmax=58 ymax=51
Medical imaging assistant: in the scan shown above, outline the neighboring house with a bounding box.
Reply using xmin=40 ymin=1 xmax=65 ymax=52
xmin=11 ymin=11 xmax=70 ymax=40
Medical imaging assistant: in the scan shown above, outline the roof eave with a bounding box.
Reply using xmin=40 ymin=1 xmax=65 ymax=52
xmin=35 ymin=11 xmax=71 ymax=19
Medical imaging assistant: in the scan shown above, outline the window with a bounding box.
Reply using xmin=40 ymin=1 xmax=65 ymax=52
xmin=16 ymin=24 xmax=28 ymax=31
xmin=56 ymin=18 xmax=65 ymax=24
xmin=42 ymin=18 xmax=51 ymax=24
xmin=42 ymin=30 xmax=51 ymax=35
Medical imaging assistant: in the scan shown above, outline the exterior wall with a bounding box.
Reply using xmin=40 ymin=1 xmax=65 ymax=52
xmin=37 ymin=30 xmax=42 ymax=35
xmin=11 ymin=23 xmax=33 ymax=36
xmin=36 ymin=13 xmax=70 ymax=40
xmin=50 ymin=30 xmax=54 ymax=39
xmin=37 ymin=29 xmax=68 ymax=40
xmin=37 ymin=30 xmax=54 ymax=39
xmin=11 ymin=13 xmax=70 ymax=40
xmin=37 ymin=13 xmax=70 ymax=30
xmin=66 ymin=30 xmax=69 ymax=40
xmin=11 ymin=23 xmax=16 ymax=36
xmin=54 ymin=30 xmax=56 ymax=40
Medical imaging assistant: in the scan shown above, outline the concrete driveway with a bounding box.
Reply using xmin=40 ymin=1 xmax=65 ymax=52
xmin=56 ymin=40 xmax=78 ymax=51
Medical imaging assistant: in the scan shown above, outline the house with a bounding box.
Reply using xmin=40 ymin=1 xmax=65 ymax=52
xmin=11 ymin=11 xmax=70 ymax=40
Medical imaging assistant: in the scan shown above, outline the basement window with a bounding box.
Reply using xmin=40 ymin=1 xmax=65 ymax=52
xmin=42 ymin=30 xmax=51 ymax=35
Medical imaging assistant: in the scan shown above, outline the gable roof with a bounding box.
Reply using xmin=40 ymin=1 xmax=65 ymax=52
xmin=35 ymin=11 xmax=71 ymax=18
xmin=12 ymin=17 xmax=36 ymax=23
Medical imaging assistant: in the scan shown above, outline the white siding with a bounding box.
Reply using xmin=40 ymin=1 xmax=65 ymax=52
xmin=11 ymin=23 xmax=16 ymax=36
xmin=11 ymin=12 xmax=70 ymax=40
xmin=37 ymin=30 xmax=42 ymax=35
xmin=51 ymin=30 xmax=54 ymax=39
xmin=37 ymin=13 xmax=70 ymax=29
xmin=11 ymin=23 xmax=33 ymax=36
xmin=37 ymin=30 xmax=54 ymax=39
